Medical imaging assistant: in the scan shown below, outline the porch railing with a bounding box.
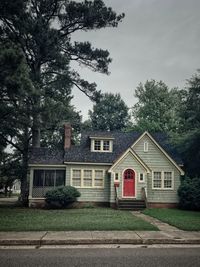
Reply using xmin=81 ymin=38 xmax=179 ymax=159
xmin=114 ymin=185 xmax=119 ymax=209
xmin=141 ymin=187 xmax=148 ymax=208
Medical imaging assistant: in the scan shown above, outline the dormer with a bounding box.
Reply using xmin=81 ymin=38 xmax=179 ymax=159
xmin=90 ymin=136 xmax=114 ymax=152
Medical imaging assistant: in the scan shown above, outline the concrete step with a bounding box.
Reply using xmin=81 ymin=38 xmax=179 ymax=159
xmin=117 ymin=199 xmax=146 ymax=210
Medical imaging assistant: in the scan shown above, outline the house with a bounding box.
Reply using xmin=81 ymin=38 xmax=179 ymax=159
xmin=12 ymin=179 xmax=21 ymax=194
xmin=28 ymin=124 xmax=184 ymax=209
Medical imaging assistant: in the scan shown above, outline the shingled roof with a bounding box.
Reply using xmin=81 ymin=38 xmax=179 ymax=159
xmin=29 ymin=131 xmax=183 ymax=166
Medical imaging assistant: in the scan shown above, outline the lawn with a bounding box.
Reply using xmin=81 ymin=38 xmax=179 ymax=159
xmin=143 ymin=208 xmax=200 ymax=231
xmin=0 ymin=207 xmax=158 ymax=231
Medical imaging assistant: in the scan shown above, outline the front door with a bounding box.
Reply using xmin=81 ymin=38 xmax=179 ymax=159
xmin=123 ymin=169 xmax=135 ymax=197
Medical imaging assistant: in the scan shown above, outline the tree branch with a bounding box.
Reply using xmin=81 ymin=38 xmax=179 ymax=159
xmin=0 ymin=133 xmax=24 ymax=154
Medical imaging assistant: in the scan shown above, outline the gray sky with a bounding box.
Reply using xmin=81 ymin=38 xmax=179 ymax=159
xmin=71 ymin=0 xmax=200 ymax=120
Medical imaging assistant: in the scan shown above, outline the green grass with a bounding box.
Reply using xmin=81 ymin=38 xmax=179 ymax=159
xmin=0 ymin=207 xmax=158 ymax=231
xmin=143 ymin=208 xmax=200 ymax=231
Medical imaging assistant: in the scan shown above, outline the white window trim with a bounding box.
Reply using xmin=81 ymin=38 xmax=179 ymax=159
xmin=138 ymin=173 xmax=145 ymax=183
xmin=71 ymin=168 xmax=105 ymax=189
xmin=114 ymin=172 xmax=120 ymax=182
xmin=144 ymin=141 xmax=149 ymax=152
xmin=91 ymin=139 xmax=113 ymax=152
xmin=152 ymin=171 xmax=174 ymax=190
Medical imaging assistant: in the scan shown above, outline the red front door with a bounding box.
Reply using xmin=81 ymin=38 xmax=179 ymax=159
xmin=123 ymin=169 xmax=135 ymax=197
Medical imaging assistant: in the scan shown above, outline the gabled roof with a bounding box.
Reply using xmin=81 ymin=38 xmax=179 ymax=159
xmin=132 ymin=132 xmax=184 ymax=175
xmin=29 ymin=131 xmax=183 ymax=167
xmin=108 ymin=148 xmax=151 ymax=173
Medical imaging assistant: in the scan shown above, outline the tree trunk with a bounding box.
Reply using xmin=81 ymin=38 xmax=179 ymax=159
xmin=32 ymin=113 xmax=41 ymax=148
xmin=20 ymin=124 xmax=30 ymax=207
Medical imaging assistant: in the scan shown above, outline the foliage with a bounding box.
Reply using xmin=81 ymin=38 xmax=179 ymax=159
xmin=0 ymin=149 xmax=21 ymax=197
xmin=0 ymin=208 xmax=158 ymax=231
xmin=132 ymin=80 xmax=183 ymax=133
xmin=45 ymin=186 xmax=81 ymax=208
xmin=0 ymin=0 xmax=124 ymax=205
xmin=178 ymin=177 xmax=200 ymax=210
xmin=88 ymin=93 xmax=130 ymax=131
xmin=174 ymin=71 xmax=200 ymax=177
xmin=143 ymin=208 xmax=200 ymax=231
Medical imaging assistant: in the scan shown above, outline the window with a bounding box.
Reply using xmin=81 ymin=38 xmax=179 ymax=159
xmin=33 ymin=170 xmax=65 ymax=187
xmin=164 ymin=172 xmax=172 ymax=188
xmin=139 ymin=173 xmax=145 ymax=183
xmin=114 ymin=173 xmax=119 ymax=181
xmin=83 ymin=170 xmax=92 ymax=187
xmin=92 ymin=139 xmax=113 ymax=152
xmin=55 ymin=170 xmax=66 ymax=186
xmin=71 ymin=169 xmax=104 ymax=188
xmin=94 ymin=170 xmax=104 ymax=187
xmin=153 ymin=172 xmax=162 ymax=188
xmin=124 ymin=169 xmax=134 ymax=180
xmin=152 ymin=171 xmax=173 ymax=189
xmin=44 ymin=170 xmax=55 ymax=186
xmin=144 ymin=141 xmax=148 ymax=152
xmin=103 ymin=140 xmax=110 ymax=151
xmin=33 ymin=170 xmax=44 ymax=187
xmin=72 ymin=169 xmax=81 ymax=187
xmin=94 ymin=140 xmax=101 ymax=151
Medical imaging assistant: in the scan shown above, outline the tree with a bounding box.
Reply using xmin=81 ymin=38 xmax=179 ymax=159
xmin=0 ymin=0 xmax=124 ymax=146
xmin=88 ymin=93 xmax=130 ymax=131
xmin=132 ymin=80 xmax=183 ymax=133
xmin=0 ymin=0 xmax=124 ymax=205
xmin=0 ymin=42 xmax=34 ymax=204
xmin=176 ymin=71 xmax=200 ymax=177
xmin=0 ymin=152 xmax=20 ymax=197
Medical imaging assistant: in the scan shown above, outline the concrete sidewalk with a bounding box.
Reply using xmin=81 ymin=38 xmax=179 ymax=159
xmin=0 ymin=211 xmax=199 ymax=246
xmin=0 ymin=230 xmax=200 ymax=246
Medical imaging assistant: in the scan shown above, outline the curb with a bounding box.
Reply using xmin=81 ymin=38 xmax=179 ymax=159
xmin=1 ymin=238 xmax=200 ymax=246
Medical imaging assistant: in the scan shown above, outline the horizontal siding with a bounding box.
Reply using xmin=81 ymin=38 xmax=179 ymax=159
xmin=66 ymin=164 xmax=110 ymax=203
xmin=133 ymin=135 xmax=181 ymax=203
xmin=147 ymin=170 xmax=180 ymax=203
xmin=133 ymin=135 xmax=177 ymax=170
xmin=111 ymin=152 xmax=147 ymax=202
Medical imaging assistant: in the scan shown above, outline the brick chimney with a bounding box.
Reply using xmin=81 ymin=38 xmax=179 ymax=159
xmin=64 ymin=123 xmax=72 ymax=149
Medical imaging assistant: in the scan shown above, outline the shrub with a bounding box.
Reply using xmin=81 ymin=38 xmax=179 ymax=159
xmin=45 ymin=186 xmax=81 ymax=208
xmin=178 ymin=177 xmax=200 ymax=210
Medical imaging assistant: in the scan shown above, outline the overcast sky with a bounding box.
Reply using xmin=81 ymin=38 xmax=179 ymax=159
xmin=71 ymin=0 xmax=200 ymax=120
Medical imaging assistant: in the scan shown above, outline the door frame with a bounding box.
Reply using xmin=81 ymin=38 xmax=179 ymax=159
xmin=122 ymin=168 xmax=137 ymax=198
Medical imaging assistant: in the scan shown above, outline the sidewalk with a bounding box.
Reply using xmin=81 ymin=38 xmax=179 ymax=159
xmin=0 ymin=211 xmax=199 ymax=246
xmin=0 ymin=230 xmax=200 ymax=246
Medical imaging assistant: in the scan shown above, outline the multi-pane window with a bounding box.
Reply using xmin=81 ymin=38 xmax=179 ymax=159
xmin=72 ymin=170 xmax=81 ymax=187
xmin=103 ymin=140 xmax=110 ymax=151
xmin=153 ymin=171 xmax=173 ymax=189
xmin=94 ymin=140 xmax=101 ymax=151
xmin=164 ymin=172 xmax=172 ymax=188
xmin=94 ymin=170 xmax=104 ymax=187
xmin=92 ymin=139 xmax=112 ymax=152
xmin=71 ymin=169 xmax=104 ymax=188
xmin=33 ymin=170 xmax=65 ymax=187
xmin=153 ymin=172 xmax=162 ymax=188
xmin=83 ymin=170 xmax=92 ymax=187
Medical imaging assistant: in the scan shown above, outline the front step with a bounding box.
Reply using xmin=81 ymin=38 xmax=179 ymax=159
xmin=117 ymin=199 xmax=146 ymax=211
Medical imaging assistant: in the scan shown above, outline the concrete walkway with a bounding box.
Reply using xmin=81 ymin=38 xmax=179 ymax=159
xmin=132 ymin=211 xmax=181 ymax=232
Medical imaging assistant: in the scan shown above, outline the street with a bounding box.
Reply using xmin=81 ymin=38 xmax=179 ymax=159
xmin=0 ymin=247 xmax=200 ymax=267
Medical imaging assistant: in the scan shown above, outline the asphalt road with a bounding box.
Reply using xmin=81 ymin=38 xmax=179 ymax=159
xmin=0 ymin=247 xmax=200 ymax=267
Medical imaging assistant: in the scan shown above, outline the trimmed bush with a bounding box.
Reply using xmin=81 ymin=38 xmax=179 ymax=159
xmin=178 ymin=177 xmax=200 ymax=210
xmin=45 ymin=186 xmax=81 ymax=208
